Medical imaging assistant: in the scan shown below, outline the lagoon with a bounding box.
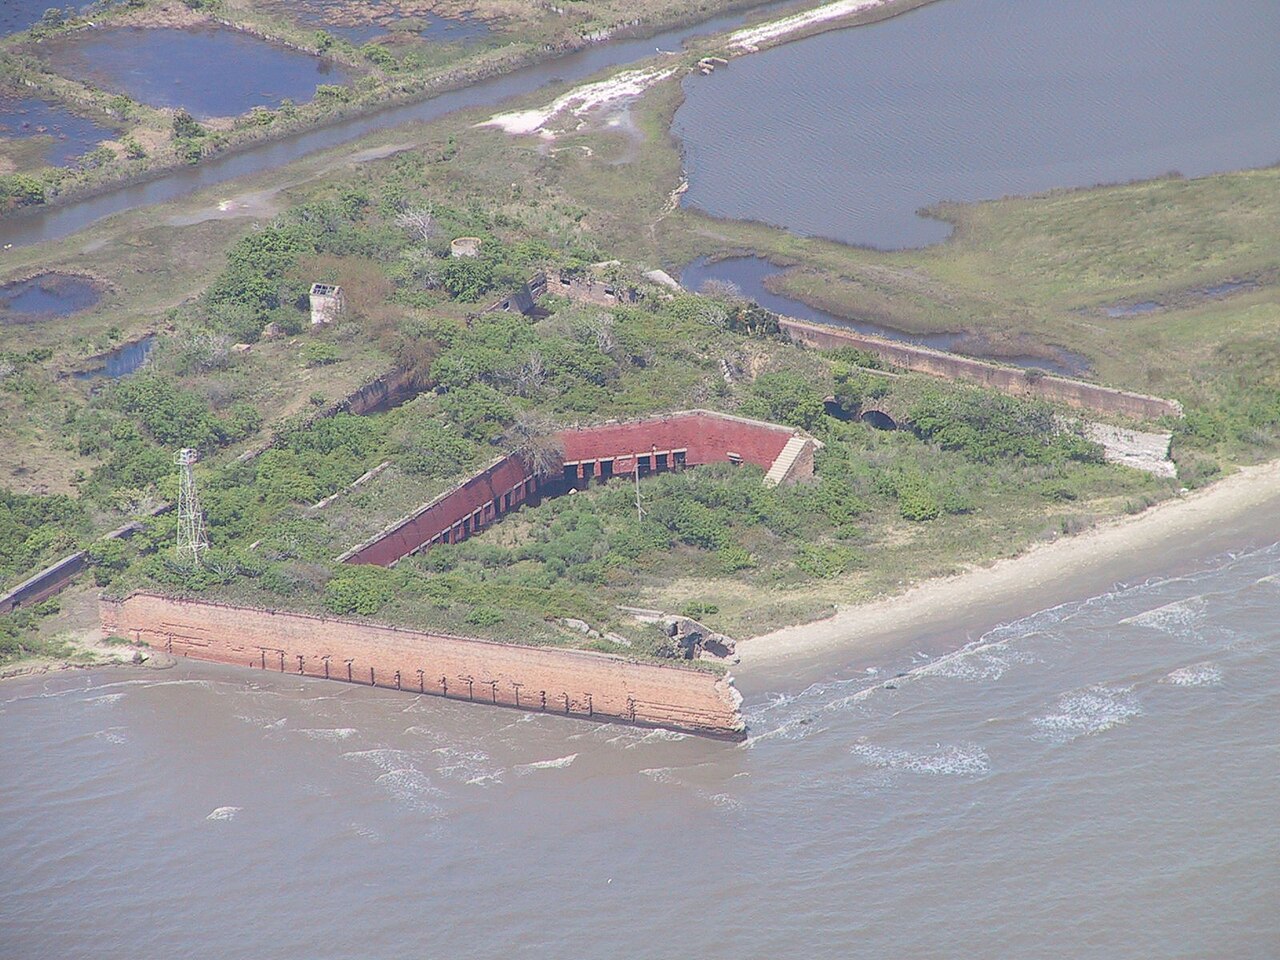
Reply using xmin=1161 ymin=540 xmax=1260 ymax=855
xmin=674 ymin=0 xmax=1280 ymax=249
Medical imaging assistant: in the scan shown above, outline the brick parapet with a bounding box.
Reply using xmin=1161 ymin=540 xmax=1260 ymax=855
xmin=100 ymin=593 xmax=745 ymax=739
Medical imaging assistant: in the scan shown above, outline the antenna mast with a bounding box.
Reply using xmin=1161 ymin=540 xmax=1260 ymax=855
xmin=634 ymin=454 xmax=646 ymax=522
xmin=175 ymin=448 xmax=208 ymax=567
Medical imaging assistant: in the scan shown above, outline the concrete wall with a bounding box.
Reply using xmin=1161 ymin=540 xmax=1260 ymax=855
xmin=341 ymin=410 xmax=811 ymax=567
xmin=781 ymin=319 xmax=1183 ymax=421
xmin=0 ymin=518 xmax=150 ymax=613
xmin=1 ymin=551 xmax=89 ymax=614
xmin=100 ymin=593 xmax=745 ymax=739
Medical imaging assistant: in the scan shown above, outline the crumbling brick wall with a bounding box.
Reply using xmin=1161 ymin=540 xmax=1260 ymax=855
xmin=101 ymin=593 xmax=745 ymax=739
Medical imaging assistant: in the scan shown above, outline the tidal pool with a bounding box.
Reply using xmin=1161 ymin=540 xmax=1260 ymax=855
xmin=0 ymin=95 xmax=116 ymax=167
xmin=74 ymin=335 xmax=156 ymax=380
xmin=0 ymin=273 xmax=101 ymax=323
xmin=43 ymin=26 xmax=351 ymax=119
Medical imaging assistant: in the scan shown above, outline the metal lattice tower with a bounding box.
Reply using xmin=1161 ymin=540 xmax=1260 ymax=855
xmin=175 ymin=448 xmax=208 ymax=567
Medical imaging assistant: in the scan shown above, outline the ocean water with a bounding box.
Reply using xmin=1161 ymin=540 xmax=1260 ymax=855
xmin=673 ymin=0 xmax=1280 ymax=248
xmin=3 ymin=541 xmax=1277 ymax=958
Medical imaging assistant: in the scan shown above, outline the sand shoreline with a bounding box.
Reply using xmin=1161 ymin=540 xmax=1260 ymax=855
xmin=739 ymin=458 xmax=1280 ymax=666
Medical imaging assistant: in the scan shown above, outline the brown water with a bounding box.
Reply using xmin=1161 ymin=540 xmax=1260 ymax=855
xmin=3 ymin=534 xmax=1278 ymax=959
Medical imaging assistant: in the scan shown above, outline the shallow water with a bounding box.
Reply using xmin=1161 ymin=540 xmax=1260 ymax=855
xmin=0 ymin=273 xmax=100 ymax=322
xmin=0 ymin=0 xmax=94 ymax=38
xmin=43 ymin=26 xmax=351 ymax=119
xmin=674 ymin=0 xmax=1280 ymax=249
xmin=3 ymin=541 xmax=1277 ymax=958
xmin=73 ymin=335 xmax=155 ymax=380
xmin=0 ymin=96 xmax=115 ymax=167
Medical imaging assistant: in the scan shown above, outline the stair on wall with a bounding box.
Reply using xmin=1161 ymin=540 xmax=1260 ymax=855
xmin=764 ymin=436 xmax=809 ymax=487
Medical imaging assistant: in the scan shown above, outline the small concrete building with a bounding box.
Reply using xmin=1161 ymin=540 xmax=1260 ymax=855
xmin=308 ymin=283 xmax=344 ymax=326
xmin=450 ymin=237 xmax=482 ymax=258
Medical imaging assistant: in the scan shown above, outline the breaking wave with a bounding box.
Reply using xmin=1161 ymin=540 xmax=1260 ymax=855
xmin=851 ymin=741 xmax=990 ymax=776
xmin=1033 ymin=685 xmax=1143 ymax=740
xmin=515 ymin=754 xmax=578 ymax=774
xmin=1161 ymin=662 xmax=1223 ymax=687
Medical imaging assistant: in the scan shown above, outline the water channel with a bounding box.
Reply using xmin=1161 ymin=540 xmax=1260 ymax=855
xmin=682 ymin=255 xmax=1091 ymax=376
xmin=0 ymin=0 xmax=807 ymax=249
xmin=673 ymin=0 xmax=1280 ymax=249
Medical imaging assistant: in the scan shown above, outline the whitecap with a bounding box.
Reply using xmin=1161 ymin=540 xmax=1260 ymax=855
xmin=1161 ymin=663 xmax=1223 ymax=687
xmin=623 ymin=728 xmax=689 ymax=749
xmin=92 ymin=727 xmax=127 ymax=744
xmin=1120 ymin=596 xmax=1207 ymax=635
xmin=1033 ymin=685 xmax=1143 ymax=740
xmin=915 ymin=638 xmax=1037 ymax=683
xmin=851 ymin=741 xmax=990 ymax=776
xmin=514 ymin=754 xmax=578 ymax=774
xmin=205 ymin=806 xmax=242 ymax=822
xmin=296 ymin=727 xmax=358 ymax=742
xmin=85 ymin=692 xmax=125 ymax=705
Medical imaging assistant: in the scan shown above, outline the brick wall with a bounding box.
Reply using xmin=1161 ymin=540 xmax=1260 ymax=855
xmin=343 ymin=410 xmax=811 ymax=566
xmin=781 ymin=319 xmax=1182 ymax=421
xmin=101 ymin=593 xmax=745 ymax=739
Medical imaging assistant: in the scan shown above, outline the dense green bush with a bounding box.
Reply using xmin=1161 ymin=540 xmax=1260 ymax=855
xmin=740 ymin=371 xmax=827 ymax=430
xmin=323 ymin=565 xmax=399 ymax=615
xmin=909 ymin=386 xmax=1101 ymax=464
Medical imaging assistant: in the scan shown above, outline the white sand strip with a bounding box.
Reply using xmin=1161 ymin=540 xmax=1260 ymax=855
xmin=478 ymin=68 xmax=677 ymax=139
xmin=740 ymin=458 xmax=1280 ymax=664
xmin=727 ymin=0 xmax=887 ymax=51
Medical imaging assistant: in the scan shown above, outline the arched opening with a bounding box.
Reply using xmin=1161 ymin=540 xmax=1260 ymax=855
xmin=860 ymin=409 xmax=898 ymax=431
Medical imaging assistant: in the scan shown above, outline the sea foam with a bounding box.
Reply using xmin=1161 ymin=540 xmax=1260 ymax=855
xmin=1033 ymin=685 xmax=1143 ymax=740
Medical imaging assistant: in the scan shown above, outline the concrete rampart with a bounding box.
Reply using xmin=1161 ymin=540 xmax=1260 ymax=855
xmin=780 ymin=318 xmax=1183 ymax=421
xmin=100 ymin=593 xmax=745 ymax=739
xmin=0 ymin=518 xmax=150 ymax=613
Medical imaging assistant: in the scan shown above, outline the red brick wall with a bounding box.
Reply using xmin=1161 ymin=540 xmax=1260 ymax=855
xmin=344 ymin=411 xmax=809 ymax=566
xmin=343 ymin=456 xmax=537 ymax=566
xmin=780 ymin=319 xmax=1182 ymax=421
xmin=560 ymin=411 xmax=794 ymax=470
xmin=101 ymin=593 xmax=745 ymax=739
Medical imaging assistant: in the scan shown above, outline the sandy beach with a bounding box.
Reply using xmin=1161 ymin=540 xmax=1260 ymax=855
xmin=740 ymin=457 xmax=1280 ymax=666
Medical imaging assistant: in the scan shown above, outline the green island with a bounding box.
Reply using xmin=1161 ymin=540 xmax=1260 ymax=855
xmin=2 ymin=0 xmax=1278 ymax=680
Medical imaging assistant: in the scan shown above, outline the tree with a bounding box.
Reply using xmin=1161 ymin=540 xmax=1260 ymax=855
xmin=395 ymin=206 xmax=437 ymax=243
xmin=502 ymin=411 xmax=564 ymax=479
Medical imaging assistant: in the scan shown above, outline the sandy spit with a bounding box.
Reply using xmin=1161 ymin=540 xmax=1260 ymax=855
xmin=740 ymin=459 xmax=1280 ymax=664
xmin=477 ymin=67 xmax=677 ymax=139
xmin=726 ymin=0 xmax=887 ymax=51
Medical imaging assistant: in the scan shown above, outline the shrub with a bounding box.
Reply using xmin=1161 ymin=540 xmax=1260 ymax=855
xmin=741 ymin=371 xmax=826 ymax=430
xmin=323 ymin=566 xmax=396 ymax=616
xmin=897 ymin=475 xmax=941 ymax=521
xmin=302 ymin=341 xmax=340 ymax=367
